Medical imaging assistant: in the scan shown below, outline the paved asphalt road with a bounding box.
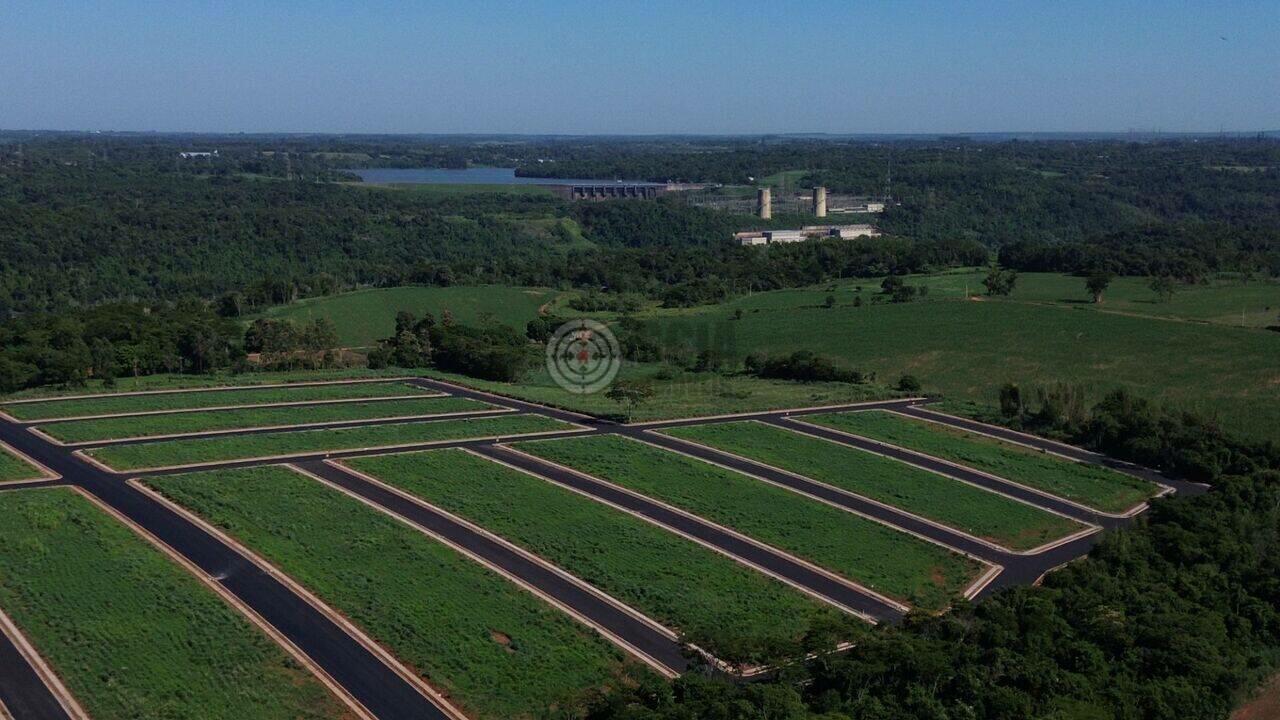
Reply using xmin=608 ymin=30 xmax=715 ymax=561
xmin=0 ymin=378 xmax=1198 ymax=718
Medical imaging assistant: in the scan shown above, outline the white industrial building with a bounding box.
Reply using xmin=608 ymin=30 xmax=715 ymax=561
xmin=735 ymin=224 xmax=881 ymax=246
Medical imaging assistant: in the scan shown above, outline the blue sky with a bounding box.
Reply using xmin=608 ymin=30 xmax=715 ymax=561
xmin=2 ymin=1 xmax=1277 ymax=134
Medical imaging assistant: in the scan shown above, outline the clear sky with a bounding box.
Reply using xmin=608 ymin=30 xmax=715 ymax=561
xmin=2 ymin=0 xmax=1277 ymax=134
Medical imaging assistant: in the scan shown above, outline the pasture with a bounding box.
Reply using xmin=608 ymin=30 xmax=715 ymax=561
xmin=660 ymin=422 xmax=1085 ymax=551
xmin=347 ymin=448 xmax=866 ymax=662
xmin=0 ymin=445 xmax=43 ymax=482
xmin=145 ymin=466 xmax=642 ymax=719
xmin=512 ymin=435 xmax=981 ymax=610
xmin=0 ymin=489 xmax=349 ymax=720
xmin=258 ymin=285 xmax=558 ymax=347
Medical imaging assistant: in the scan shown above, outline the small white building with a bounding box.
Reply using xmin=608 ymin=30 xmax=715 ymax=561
xmin=736 ymin=224 xmax=880 ymax=246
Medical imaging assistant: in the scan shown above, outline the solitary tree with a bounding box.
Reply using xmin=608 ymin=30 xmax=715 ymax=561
xmin=1086 ymin=271 xmax=1114 ymax=304
xmin=983 ymin=266 xmax=1018 ymax=297
xmin=1150 ymin=275 xmax=1177 ymax=303
xmin=605 ymin=379 xmax=655 ymax=422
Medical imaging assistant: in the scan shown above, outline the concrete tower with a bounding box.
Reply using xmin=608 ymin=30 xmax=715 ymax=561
xmin=812 ymin=186 xmax=827 ymax=217
xmin=757 ymin=187 xmax=772 ymax=220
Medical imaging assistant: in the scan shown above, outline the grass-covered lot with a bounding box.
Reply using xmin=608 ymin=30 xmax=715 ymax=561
xmin=0 ymin=489 xmax=349 ymax=720
xmin=145 ymin=467 xmax=642 ymax=720
xmin=4 ymin=380 xmax=433 ymax=421
xmin=512 ymin=435 xmax=981 ymax=610
xmin=347 ymin=449 xmax=867 ymax=662
xmin=0 ymin=445 xmax=43 ymax=482
xmin=426 ymin=367 xmax=897 ymax=422
xmin=660 ymin=422 xmax=1085 ymax=551
xmin=258 ymin=285 xmax=558 ymax=347
xmin=807 ymin=410 xmax=1157 ymax=513
xmin=87 ymin=414 xmax=571 ymax=470
xmin=41 ymin=396 xmax=492 ymax=443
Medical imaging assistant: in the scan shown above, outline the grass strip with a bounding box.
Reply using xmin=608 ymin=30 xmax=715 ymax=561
xmin=512 ymin=435 xmax=981 ymax=611
xmin=348 ymin=449 xmax=867 ymax=662
xmin=660 ymin=422 xmax=1086 ymax=551
xmin=87 ymin=414 xmax=569 ymax=470
xmin=41 ymin=396 xmax=492 ymax=443
xmin=0 ymin=489 xmax=350 ymax=720
xmin=0 ymin=446 xmax=43 ymax=482
xmin=145 ymin=467 xmax=641 ymax=720
xmin=808 ymin=410 xmax=1157 ymax=513
xmin=3 ymin=381 xmax=434 ymax=421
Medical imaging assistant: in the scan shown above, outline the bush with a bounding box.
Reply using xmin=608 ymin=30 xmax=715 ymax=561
xmin=896 ymin=374 xmax=922 ymax=392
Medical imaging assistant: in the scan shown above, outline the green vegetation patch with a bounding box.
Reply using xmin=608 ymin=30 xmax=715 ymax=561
xmin=42 ymin=396 xmax=491 ymax=443
xmin=424 ymin=366 xmax=895 ymax=422
xmin=260 ymin=285 xmax=558 ymax=347
xmin=0 ymin=445 xmax=44 ymax=482
xmin=644 ymin=291 xmax=1280 ymax=444
xmin=660 ymin=422 xmax=1085 ymax=551
xmin=145 ymin=467 xmax=640 ymax=719
xmin=88 ymin=414 xmax=570 ymax=470
xmin=4 ymin=381 xmax=433 ymax=421
xmin=512 ymin=435 xmax=980 ymax=610
xmin=0 ymin=489 xmax=349 ymax=720
xmin=346 ymin=448 xmax=866 ymax=662
xmin=808 ymin=410 xmax=1157 ymax=513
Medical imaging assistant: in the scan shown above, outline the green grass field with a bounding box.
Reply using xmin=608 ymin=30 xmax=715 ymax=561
xmin=0 ymin=368 xmax=420 ymax=403
xmin=87 ymin=414 xmax=571 ymax=470
xmin=41 ymin=396 xmax=492 ymax=443
xmin=0 ymin=489 xmax=349 ymax=720
xmin=259 ymin=285 xmax=558 ymax=347
xmin=0 ymin=445 xmax=43 ymax=482
xmin=426 ymin=366 xmax=897 ymax=422
xmin=643 ymin=279 xmax=1280 ymax=443
xmin=145 ymin=467 xmax=640 ymax=720
xmin=347 ymin=448 xmax=867 ymax=661
xmin=807 ymin=410 xmax=1157 ymax=513
xmin=511 ymin=435 xmax=981 ymax=610
xmin=660 ymin=422 xmax=1085 ymax=551
xmin=4 ymin=381 xmax=433 ymax=421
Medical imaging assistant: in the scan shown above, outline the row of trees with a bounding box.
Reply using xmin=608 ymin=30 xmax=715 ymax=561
xmin=368 ymin=309 xmax=536 ymax=382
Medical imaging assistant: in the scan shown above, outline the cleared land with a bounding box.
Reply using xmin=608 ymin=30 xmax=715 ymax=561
xmin=0 ymin=489 xmax=350 ymax=720
xmin=427 ymin=366 xmax=897 ymax=422
xmin=87 ymin=414 xmax=571 ymax=470
xmin=347 ymin=448 xmax=867 ymax=662
xmin=643 ymin=282 xmax=1280 ymax=443
xmin=0 ymin=445 xmax=43 ymax=482
xmin=512 ymin=435 xmax=981 ymax=610
xmin=145 ymin=466 xmax=642 ymax=720
xmin=0 ymin=368 xmax=419 ymax=402
xmin=3 ymin=381 xmax=433 ymax=421
xmin=259 ymin=285 xmax=558 ymax=347
xmin=40 ymin=396 xmax=492 ymax=443
xmin=660 ymin=422 xmax=1085 ymax=551
xmin=807 ymin=410 xmax=1157 ymax=513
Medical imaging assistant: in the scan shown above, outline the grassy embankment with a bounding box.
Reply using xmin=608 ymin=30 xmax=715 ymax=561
xmin=0 ymin=489 xmax=351 ymax=720
xmin=806 ymin=410 xmax=1157 ymax=513
xmin=40 ymin=396 xmax=492 ymax=443
xmin=511 ymin=435 xmax=982 ymax=610
xmin=660 ymin=422 xmax=1085 ymax=551
xmin=87 ymin=414 xmax=571 ymax=471
xmin=348 ymin=448 xmax=868 ymax=660
xmin=3 ymin=381 xmax=435 ymax=421
xmin=145 ymin=467 xmax=644 ymax=719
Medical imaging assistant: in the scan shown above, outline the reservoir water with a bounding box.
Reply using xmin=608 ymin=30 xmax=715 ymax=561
xmin=345 ymin=167 xmax=661 ymax=186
